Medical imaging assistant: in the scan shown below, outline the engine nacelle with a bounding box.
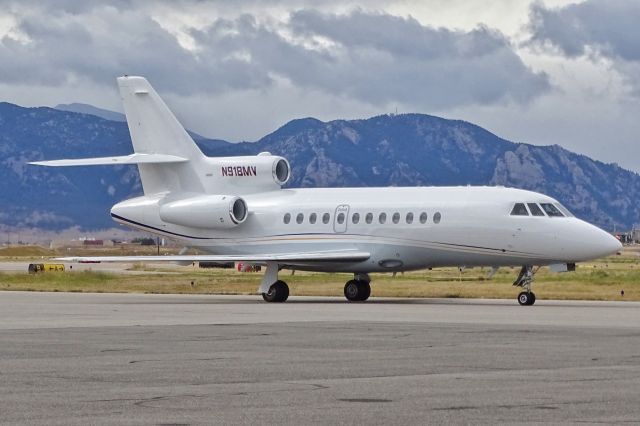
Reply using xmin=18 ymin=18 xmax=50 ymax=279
xmin=159 ymin=194 xmax=248 ymax=229
xmin=209 ymin=153 xmax=291 ymax=192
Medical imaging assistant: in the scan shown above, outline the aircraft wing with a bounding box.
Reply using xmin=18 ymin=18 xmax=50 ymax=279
xmin=55 ymin=250 xmax=370 ymax=264
xmin=29 ymin=153 xmax=188 ymax=167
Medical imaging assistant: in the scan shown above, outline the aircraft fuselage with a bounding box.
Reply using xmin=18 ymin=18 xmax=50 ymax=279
xmin=111 ymin=185 xmax=620 ymax=273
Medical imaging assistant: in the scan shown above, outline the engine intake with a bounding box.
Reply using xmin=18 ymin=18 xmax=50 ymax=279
xmin=159 ymin=195 xmax=247 ymax=229
xmin=273 ymin=158 xmax=290 ymax=185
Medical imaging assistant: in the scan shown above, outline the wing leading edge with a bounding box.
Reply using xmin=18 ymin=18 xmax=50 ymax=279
xmin=55 ymin=250 xmax=371 ymax=264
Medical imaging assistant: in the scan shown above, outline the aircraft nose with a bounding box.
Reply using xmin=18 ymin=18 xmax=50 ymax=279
xmin=604 ymin=231 xmax=623 ymax=254
xmin=585 ymin=223 xmax=622 ymax=259
xmin=559 ymin=220 xmax=622 ymax=262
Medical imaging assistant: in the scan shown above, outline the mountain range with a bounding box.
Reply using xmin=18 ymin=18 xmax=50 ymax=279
xmin=55 ymin=103 xmax=126 ymax=122
xmin=1 ymin=101 xmax=638 ymax=232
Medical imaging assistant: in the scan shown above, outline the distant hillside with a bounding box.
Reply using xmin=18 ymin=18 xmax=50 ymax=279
xmin=198 ymin=114 xmax=640 ymax=229
xmin=0 ymin=102 xmax=138 ymax=230
xmin=1 ymin=102 xmax=638 ymax=230
xmin=55 ymin=103 xmax=126 ymax=122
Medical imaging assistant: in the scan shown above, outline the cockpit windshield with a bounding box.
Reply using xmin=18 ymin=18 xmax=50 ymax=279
xmin=527 ymin=203 xmax=545 ymax=216
xmin=554 ymin=203 xmax=574 ymax=217
xmin=510 ymin=202 xmax=573 ymax=218
xmin=540 ymin=203 xmax=564 ymax=217
xmin=510 ymin=203 xmax=529 ymax=216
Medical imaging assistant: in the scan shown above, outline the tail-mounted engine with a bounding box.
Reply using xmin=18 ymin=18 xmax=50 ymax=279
xmin=159 ymin=194 xmax=248 ymax=229
xmin=111 ymin=153 xmax=293 ymax=231
xmin=206 ymin=153 xmax=291 ymax=193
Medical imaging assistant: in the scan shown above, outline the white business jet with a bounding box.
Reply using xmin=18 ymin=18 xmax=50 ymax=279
xmin=31 ymin=76 xmax=622 ymax=305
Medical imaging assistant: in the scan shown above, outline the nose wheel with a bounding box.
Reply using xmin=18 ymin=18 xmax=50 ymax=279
xmin=513 ymin=265 xmax=538 ymax=306
xmin=517 ymin=291 xmax=536 ymax=306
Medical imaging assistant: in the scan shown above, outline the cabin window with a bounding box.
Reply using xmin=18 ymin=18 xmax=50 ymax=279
xmin=352 ymin=213 xmax=360 ymax=224
xmin=392 ymin=212 xmax=400 ymax=224
xmin=379 ymin=212 xmax=387 ymax=224
xmin=309 ymin=213 xmax=317 ymax=224
xmin=365 ymin=213 xmax=373 ymax=224
xmin=322 ymin=213 xmax=330 ymax=224
xmin=527 ymin=203 xmax=545 ymax=216
xmin=510 ymin=203 xmax=529 ymax=216
xmin=540 ymin=203 xmax=564 ymax=217
xmin=296 ymin=213 xmax=304 ymax=224
xmin=337 ymin=212 xmax=345 ymax=224
xmin=283 ymin=213 xmax=291 ymax=224
xmin=406 ymin=212 xmax=414 ymax=224
xmin=433 ymin=212 xmax=442 ymax=224
xmin=419 ymin=212 xmax=428 ymax=224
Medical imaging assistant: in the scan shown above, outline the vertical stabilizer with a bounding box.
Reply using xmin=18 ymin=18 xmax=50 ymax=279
xmin=117 ymin=76 xmax=206 ymax=194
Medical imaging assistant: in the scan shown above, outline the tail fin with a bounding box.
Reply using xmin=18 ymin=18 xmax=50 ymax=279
xmin=31 ymin=76 xmax=208 ymax=196
xmin=117 ymin=76 xmax=207 ymax=194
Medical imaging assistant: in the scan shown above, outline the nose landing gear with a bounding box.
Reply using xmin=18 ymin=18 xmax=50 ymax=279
xmin=517 ymin=291 xmax=536 ymax=306
xmin=513 ymin=265 xmax=537 ymax=306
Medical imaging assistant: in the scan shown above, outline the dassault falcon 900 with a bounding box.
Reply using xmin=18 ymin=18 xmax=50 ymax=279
xmin=30 ymin=76 xmax=622 ymax=305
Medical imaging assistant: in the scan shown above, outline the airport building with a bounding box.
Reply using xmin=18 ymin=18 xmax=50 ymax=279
xmin=49 ymin=238 xmax=115 ymax=249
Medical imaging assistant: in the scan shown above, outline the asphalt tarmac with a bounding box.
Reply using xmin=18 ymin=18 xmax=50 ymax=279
xmin=1 ymin=292 xmax=639 ymax=425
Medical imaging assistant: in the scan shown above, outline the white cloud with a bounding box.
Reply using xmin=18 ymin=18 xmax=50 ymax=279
xmin=528 ymin=0 xmax=640 ymax=93
xmin=0 ymin=0 xmax=638 ymax=172
xmin=1 ymin=4 xmax=549 ymax=104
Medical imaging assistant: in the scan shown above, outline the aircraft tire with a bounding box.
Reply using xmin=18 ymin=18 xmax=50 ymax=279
xmin=358 ymin=280 xmax=371 ymax=301
xmin=344 ymin=280 xmax=370 ymax=302
xmin=262 ymin=280 xmax=289 ymax=303
xmin=344 ymin=280 xmax=360 ymax=301
xmin=517 ymin=291 xmax=535 ymax=306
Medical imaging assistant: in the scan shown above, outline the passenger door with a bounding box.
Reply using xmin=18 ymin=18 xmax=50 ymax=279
xmin=333 ymin=205 xmax=349 ymax=233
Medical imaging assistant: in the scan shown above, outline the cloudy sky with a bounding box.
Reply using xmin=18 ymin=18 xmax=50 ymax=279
xmin=1 ymin=0 xmax=639 ymax=172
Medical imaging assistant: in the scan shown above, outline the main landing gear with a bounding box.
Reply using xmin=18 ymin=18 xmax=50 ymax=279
xmin=259 ymin=263 xmax=289 ymax=303
xmin=344 ymin=274 xmax=371 ymax=302
xmin=513 ymin=265 xmax=537 ymax=306
xmin=259 ymin=264 xmax=373 ymax=303
xmin=262 ymin=280 xmax=289 ymax=303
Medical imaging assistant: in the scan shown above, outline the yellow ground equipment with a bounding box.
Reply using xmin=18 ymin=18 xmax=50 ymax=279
xmin=28 ymin=263 xmax=65 ymax=273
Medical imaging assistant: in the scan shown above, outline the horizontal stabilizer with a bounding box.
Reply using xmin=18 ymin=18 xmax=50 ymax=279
xmin=29 ymin=153 xmax=188 ymax=167
xmin=55 ymin=250 xmax=371 ymax=264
